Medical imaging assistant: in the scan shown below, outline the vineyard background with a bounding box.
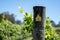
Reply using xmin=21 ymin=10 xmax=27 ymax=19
xmin=0 ymin=12 xmax=60 ymax=40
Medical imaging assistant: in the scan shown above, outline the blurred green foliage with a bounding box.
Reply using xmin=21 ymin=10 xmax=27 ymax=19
xmin=0 ymin=14 xmax=21 ymax=40
xmin=0 ymin=13 xmax=60 ymax=40
xmin=22 ymin=13 xmax=60 ymax=40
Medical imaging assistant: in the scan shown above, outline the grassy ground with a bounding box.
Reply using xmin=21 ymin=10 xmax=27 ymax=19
xmin=54 ymin=27 xmax=60 ymax=34
xmin=54 ymin=27 xmax=60 ymax=30
xmin=54 ymin=27 xmax=60 ymax=40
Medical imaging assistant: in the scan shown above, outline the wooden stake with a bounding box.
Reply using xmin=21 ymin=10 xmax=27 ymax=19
xmin=33 ymin=6 xmax=46 ymax=40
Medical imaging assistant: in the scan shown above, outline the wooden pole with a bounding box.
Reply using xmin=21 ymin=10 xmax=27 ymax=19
xmin=33 ymin=6 xmax=46 ymax=40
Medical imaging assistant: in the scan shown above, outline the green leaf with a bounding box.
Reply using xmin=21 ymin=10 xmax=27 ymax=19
xmin=19 ymin=9 xmax=24 ymax=13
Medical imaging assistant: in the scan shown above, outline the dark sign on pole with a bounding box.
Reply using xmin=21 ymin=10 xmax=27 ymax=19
xmin=33 ymin=6 xmax=46 ymax=40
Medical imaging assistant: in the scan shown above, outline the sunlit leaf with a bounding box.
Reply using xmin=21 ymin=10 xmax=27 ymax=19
xmin=19 ymin=9 xmax=24 ymax=13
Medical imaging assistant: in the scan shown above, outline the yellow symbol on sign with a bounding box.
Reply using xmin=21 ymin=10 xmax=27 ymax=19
xmin=35 ymin=14 xmax=41 ymax=22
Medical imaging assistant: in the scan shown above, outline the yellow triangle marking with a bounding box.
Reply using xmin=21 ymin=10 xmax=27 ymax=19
xmin=35 ymin=14 xmax=41 ymax=22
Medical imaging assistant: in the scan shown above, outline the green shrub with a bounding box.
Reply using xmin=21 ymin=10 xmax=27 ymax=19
xmin=0 ymin=20 xmax=21 ymax=40
xmin=22 ymin=13 xmax=60 ymax=40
